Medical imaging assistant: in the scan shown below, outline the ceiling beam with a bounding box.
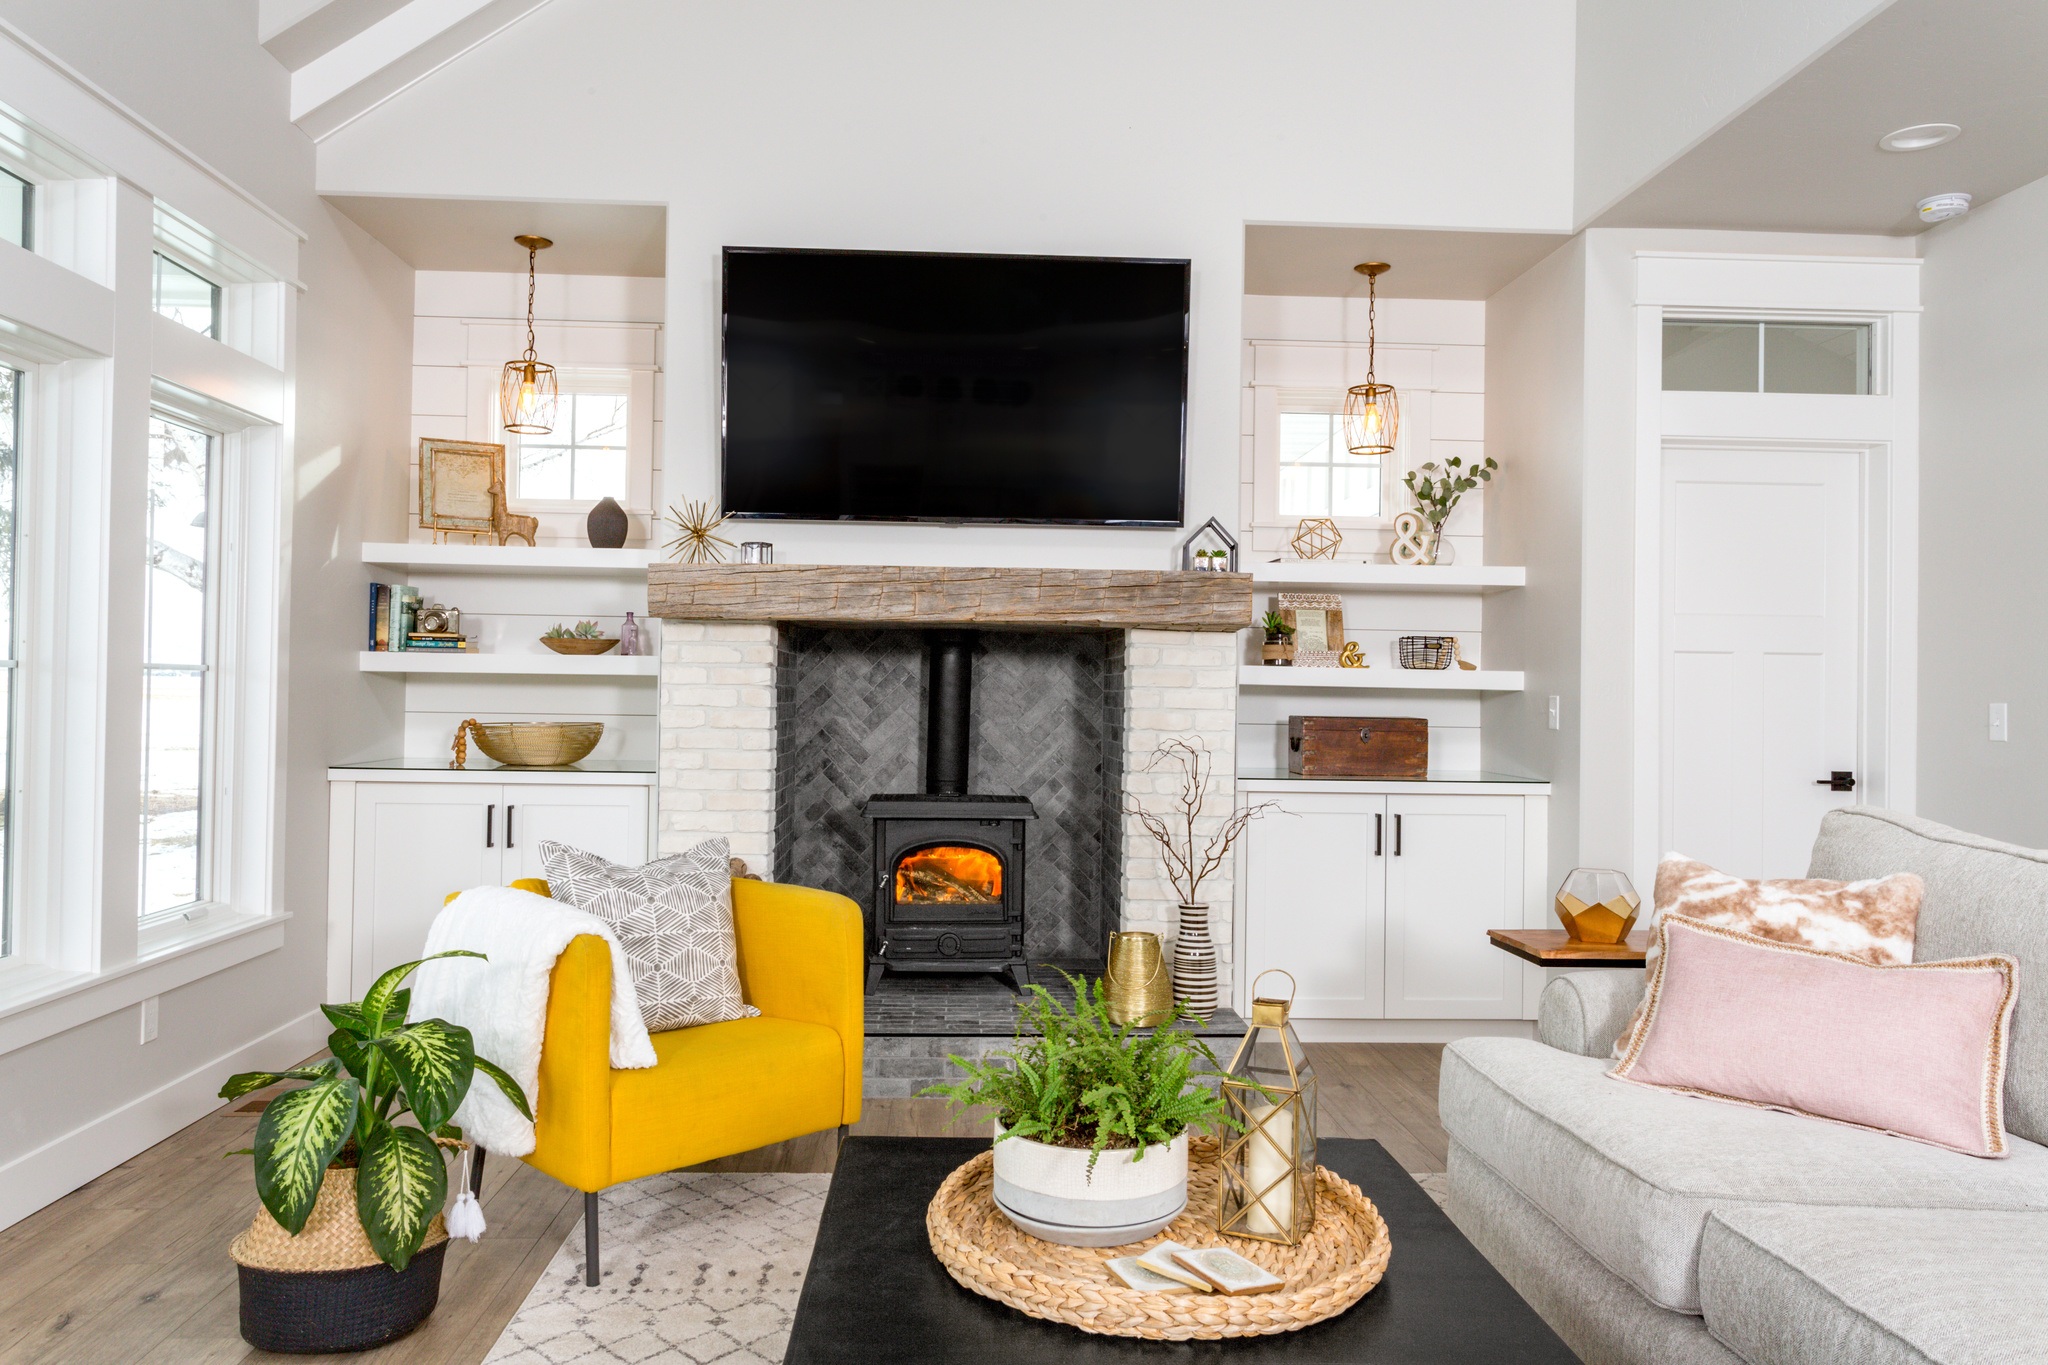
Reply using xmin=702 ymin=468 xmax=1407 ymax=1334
xmin=290 ymin=0 xmax=557 ymax=140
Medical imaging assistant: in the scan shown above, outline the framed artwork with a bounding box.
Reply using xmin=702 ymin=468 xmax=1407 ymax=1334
xmin=418 ymin=439 xmax=505 ymax=535
xmin=1276 ymin=592 xmax=1344 ymax=667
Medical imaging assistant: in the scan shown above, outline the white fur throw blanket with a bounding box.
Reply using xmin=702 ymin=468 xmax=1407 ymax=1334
xmin=410 ymin=886 xmax=657 ymax=1156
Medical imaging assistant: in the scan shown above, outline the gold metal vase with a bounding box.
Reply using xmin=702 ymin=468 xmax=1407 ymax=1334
xmin=1103 ymin=931 xmax=1173 ymax=1026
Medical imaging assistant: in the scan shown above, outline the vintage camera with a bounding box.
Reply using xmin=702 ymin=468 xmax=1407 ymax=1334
xmin=414 ymin=603 xmax=460 ymax=635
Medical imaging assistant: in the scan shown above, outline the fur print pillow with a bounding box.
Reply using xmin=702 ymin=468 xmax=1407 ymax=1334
xmin=1612 ymin=854 xmax=1924 ymax=1058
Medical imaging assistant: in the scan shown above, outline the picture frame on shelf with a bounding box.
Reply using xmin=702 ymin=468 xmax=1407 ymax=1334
xmin=1275 ymin=592 xmax=1343 ymax=667
xmin=419 ymin=439 xmax=505 ymax=537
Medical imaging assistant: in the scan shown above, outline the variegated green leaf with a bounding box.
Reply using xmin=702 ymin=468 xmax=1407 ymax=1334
xmin=471 ymin=1055 xmax=533 ymax=1120
xmin=327 ymin=1028 xmax=370 ymax=1083
xmin=218 ymin=1060 xmax=337 ymax=1101
xmin=254 ymin=1075 xmax=359 ymax=1234
xmin=367 ymin=1019 xmax=474 ymax=1134
xmin=356 ymin=1121 xmax=447 ymax=1270
xmin=362 ymin=953 xmax=483 ymax=1034
xmin=322 ymin=1002 xmax=369 ymax=1036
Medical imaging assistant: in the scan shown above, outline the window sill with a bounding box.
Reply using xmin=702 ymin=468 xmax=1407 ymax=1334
xmin=0 ymin=909 xmax=290 ymax=1056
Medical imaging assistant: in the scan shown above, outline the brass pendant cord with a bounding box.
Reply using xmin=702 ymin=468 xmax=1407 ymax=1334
xmin=1365 ymin=269 xmax=1378 ymax=387
xmin=521 ymin=242 xmax=540 ymax=367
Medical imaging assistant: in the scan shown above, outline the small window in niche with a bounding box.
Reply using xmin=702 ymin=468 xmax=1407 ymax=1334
xmin=0 ymin=169 xmax=29 ymax=250
xmin=1663 ymin=320 xmax=1870 ymax=394
xmin=512 ymin=387 xmax=630 ymax=503
xmin=1277 ymin=404 xmax=1381 ymax=519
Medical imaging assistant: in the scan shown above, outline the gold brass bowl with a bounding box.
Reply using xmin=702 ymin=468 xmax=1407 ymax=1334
xmin=454 ymin=720 xmax=603 ymax=769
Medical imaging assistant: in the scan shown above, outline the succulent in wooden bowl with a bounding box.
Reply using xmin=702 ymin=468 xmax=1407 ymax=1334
xmin=540 ymin=620 xmax=618 ymax=656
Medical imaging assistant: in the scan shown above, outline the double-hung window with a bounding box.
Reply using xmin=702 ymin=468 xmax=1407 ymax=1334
xmin=141 ymin=413 xmax=216 ymax=922
xmin=1277 ymin=397 xmax=1384 ymax=520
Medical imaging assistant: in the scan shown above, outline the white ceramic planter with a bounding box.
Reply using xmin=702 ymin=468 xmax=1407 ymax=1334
xmin=991 ymin=1123 xmax=1188 ymax=1246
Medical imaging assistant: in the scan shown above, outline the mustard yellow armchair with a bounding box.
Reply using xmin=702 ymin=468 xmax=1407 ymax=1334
xmin=459 ymin=876 xmax=864 ymax=1283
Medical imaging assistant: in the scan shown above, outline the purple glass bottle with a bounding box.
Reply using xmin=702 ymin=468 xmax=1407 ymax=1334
xmin=619 ymin=611 xmax=640 ymax=657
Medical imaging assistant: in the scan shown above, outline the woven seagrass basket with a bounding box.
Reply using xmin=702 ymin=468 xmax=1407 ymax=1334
xmin=230 ymin=1166 xmax=449 ymax=1354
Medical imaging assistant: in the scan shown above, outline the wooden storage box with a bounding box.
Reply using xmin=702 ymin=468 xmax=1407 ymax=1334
xmin=1287 ymin=716 xmax=1428 ymax=779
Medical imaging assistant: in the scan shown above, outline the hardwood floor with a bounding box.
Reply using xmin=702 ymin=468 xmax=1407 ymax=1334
xmin=0 ymin=1043 xmax=1445 ymax=1364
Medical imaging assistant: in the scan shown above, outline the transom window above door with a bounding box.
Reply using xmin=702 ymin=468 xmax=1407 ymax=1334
xmin=1663 ymin=320 xmax=1872 ymax=395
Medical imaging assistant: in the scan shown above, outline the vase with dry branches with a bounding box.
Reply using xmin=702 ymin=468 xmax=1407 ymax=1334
xmin=1124 ymin=738 xmax=1275 ymax=1017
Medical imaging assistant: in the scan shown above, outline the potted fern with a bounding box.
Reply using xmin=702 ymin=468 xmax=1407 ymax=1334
xmin=925 ymin=974 xmax=1226 ymax=1246
xmin=218 ymin=953 xmax=530 ymax=1353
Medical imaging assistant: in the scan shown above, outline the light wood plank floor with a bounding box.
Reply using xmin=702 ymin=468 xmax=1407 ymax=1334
xmin=0 ymin=1043 xmax=1444 ymax=1364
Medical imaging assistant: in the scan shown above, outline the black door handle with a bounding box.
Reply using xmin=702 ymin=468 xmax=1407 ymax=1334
xmin=485 ymin=803 xmax=495 ymax=848
xmin=1815 ymin=771 xmax=1857 ymax=792
xmin=506 ymin=805 xmax=515 ymax=848
xmin=1374 ymin=812 xmax=1383 ymax=856
xmin=1393 ymin=813 xmax=1403 ymax=856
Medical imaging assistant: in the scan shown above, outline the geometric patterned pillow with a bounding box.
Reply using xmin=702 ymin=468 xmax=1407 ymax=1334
xmin=538 ymin=836 xmax=759 ymax=1032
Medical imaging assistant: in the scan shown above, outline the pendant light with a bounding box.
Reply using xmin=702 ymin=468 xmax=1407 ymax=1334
xmin=498 ymin=234 xmax=558 ymax=435
xmin=1342 ymin=261 xmax=1399 ymax=457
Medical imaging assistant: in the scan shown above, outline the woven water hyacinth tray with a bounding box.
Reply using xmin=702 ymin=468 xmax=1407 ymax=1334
xmin=925 ymin=1136 xmax=1391 ymax=1340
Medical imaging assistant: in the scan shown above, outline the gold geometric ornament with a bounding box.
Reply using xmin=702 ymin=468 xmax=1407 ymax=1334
xmin=1343 ymin=262 xmax=1399 ymax=457
xmin=663 ymin=499 xmax=734 ymax=564
xmin=1215 ymin=970 xmax=1319 ymax=1245
xmin=1554 ymin=868 xmax=1642 ymax=945
xmin=1289 ymin=517 xmax=1342 ymax=560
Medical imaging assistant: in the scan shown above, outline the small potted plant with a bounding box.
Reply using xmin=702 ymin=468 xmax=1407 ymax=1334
xmin=925 ymin=974 xmax=1227 ymax=1246
xmin=1260 ymin=610 xmax=1295 ymax=666
xmin=1401 ymin=454 xmax=1498 ymax=565
xmin=219 ymin=953 xmax=530 ymax=1354
xmin=540 ymin=619 xmax=619 ymax=656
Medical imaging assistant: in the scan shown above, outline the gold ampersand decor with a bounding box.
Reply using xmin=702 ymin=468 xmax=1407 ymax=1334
xmin=663 ymin=499 xmax=734 ymax=564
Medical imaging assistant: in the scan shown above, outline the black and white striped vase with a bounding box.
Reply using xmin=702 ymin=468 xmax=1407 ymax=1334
xmin=1171 ymin=904 xmax=1218 ymax=1018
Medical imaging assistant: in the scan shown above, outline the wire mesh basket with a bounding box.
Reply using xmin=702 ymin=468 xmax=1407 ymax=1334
xmin=1397 ymin=635 xmax=1458 ymax=670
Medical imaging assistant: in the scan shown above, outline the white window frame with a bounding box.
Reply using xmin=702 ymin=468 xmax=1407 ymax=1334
xmin=1251 ymin=383 xmax=1431 ymax=531
xmin=500 ymin=367 xmax=644 ymax=511
xmin=463 ymin=360 xmax=656 ymax=531
xmin=0 ymin=352 xmax=29 ymax=964
xmin=1660 ymin=312 xmax=1885 ymax=397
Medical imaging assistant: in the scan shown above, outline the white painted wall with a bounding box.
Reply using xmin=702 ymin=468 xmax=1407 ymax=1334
xmin=1574 ymin=0 xmax=1896 ymax=224
xmin=1917 ymin=171 xmax=2048 ymax=847
xmin=0 ymin=1 xmax=413 ymax=1225
xmin=315 ymin=0 xmax=1577 ymax=570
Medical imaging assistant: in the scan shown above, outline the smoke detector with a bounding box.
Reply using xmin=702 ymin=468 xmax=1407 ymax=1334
xmin=1880 ymin=123 xmax=1961 ymax=152
xmin=1917 ymin=192 xmax=1972 ymax=223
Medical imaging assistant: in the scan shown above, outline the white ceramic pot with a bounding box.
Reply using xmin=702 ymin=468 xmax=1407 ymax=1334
xmin=991 ymin=1123 xmax=1188 ymax=1246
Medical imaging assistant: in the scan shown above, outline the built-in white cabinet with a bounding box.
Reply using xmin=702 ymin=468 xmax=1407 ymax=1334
xmin=1237 ymin=781 xmax=1549 ymax=1025
xmin=328 ymin=769 xmax=654 ymax=998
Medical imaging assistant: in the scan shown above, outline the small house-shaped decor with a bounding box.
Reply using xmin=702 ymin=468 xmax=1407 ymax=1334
xmin=1178 ymin=516 xmax=1240 ymax=572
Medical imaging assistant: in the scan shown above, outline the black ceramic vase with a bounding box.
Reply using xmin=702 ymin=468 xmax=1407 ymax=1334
xmin=585 ymin=496 xmax=628 ymax=549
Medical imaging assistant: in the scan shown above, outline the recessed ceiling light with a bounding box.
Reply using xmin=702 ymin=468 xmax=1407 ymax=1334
xmin=1880 ymin=123 xmax=1961 ymax=152
xmin=1917 ymin=192 xmax=1972 ymax=223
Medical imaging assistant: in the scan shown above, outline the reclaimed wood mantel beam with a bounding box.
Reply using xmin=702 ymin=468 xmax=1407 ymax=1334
xmin=646 ymin=564 xmax=1254 ymax=631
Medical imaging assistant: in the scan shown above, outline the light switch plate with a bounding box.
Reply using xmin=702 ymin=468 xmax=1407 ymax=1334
xmin=140 ymin=995 xmax=159 ymax=1044
xmin=1990 ymin=702 xmax=2009 ymax=743
xmin=1547 ymin=695 xmax=1561 ymax=731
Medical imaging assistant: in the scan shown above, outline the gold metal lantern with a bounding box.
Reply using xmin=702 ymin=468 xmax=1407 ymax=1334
xmin=1342 ymin=262 xmax=1399 ymax=457
xmin=498 ymin=234 xmax=558 ymax=435
xmin=1216 ymin=970 xmax=1318 ymax=1245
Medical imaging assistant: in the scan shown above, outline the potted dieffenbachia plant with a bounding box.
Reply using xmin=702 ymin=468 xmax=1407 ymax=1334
xmin=218 ymin=952 xmax=530 ymax=1354
xmin=924 ymin=974 xmax=1228 ymax=1247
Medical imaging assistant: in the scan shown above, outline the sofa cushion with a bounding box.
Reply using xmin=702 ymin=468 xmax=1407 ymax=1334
xmin=1808 ymin=808 xmax=2048 ymax=1145
xmin=1700 ymin=1205 xmax=2048 ymax=1365
xmin=1439 ymin=1037 xmax=2048 ymax=1313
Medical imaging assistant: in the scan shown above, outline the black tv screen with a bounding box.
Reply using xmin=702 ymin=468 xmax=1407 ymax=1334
xmin=721 ymin=247 xmax=1188 ymax=525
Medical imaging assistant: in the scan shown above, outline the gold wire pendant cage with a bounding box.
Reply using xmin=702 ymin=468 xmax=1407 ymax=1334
xmin=499 ymin=233 xmax=559 ymax=435
xmin=1343 ymin=261 xmax=1399 ymax=457
xmin=1215 ymin=970 xmax=1319 ymax=1245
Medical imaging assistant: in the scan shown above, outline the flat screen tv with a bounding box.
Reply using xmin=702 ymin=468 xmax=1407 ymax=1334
xmin=721 ymin=247 xmax=1189 ymax=525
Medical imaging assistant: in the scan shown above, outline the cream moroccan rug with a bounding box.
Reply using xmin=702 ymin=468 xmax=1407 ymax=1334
xmin=484 ymin=1172 xmax=831 ymax=1365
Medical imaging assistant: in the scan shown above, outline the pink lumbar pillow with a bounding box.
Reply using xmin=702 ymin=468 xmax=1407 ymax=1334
xmin=1611 ymin=915 xmax=2018 ymax=1157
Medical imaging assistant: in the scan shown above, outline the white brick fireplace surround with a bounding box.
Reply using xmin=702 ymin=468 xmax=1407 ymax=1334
xmin=651 ymin=566 xmax=1250 ymax=987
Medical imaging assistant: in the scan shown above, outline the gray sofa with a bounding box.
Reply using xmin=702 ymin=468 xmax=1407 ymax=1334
xmin=1440 ymin=809 xmax=2048 ymax=1365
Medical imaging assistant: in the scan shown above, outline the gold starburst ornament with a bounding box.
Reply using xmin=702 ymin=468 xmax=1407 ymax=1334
xmin=663 ymin=499 xmax=735 ymax=564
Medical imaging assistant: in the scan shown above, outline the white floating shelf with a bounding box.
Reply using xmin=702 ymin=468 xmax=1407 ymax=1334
xmin=358 ymin=651 xmax=659 ymax=677
xmin=1248 ymin=562 xmax=1525 ymax=593
xmin=1237 ymin=665 xmax=1524 ymax=694
xmin=361 ymin=542 xmax=659 ymax=575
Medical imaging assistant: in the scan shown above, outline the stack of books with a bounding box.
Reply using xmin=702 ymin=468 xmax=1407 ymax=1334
xmin=367 ymin=583 xmax=472 ymax=652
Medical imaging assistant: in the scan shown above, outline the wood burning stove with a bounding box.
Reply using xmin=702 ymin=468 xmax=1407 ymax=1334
xmin=862 ymin=631 xmax=1034 ymax=992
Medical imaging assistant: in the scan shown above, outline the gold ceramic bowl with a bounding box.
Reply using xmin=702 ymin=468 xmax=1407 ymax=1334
xmin=468 ymin=721 xmax=604 ymax=768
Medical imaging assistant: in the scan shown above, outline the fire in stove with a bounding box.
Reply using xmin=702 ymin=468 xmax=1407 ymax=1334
xmin=895 ymin=846 xmax=1002 ymax=904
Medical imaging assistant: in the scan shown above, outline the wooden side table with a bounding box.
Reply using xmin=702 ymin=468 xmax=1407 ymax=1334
xmin=1487 ymin=928 xmax=1650 ymax=967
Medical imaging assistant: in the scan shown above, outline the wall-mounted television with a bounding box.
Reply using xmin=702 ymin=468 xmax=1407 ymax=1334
xmin=721 ymin=247 xmax=1189 ymax=525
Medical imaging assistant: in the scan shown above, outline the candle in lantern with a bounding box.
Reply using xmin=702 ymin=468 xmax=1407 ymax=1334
xmin=1243 ymin=1098 xmax=1295 ymax=1237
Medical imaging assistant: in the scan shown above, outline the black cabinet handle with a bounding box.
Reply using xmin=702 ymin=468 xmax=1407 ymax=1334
xmin=1394 ymin=813 xmax=1403 ymax=856
xmin=1374 ymin=812 xmax=1383 ymax=856
xmin=1815 ymin=771 xmax=1856 ymax=792
xmin=506 ymin=805 xmax=515 ymax=848
xmin=485 ymin=804 xmax=495 ymax=848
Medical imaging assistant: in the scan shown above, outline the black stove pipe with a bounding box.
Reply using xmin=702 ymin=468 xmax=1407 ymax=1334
xmin=925 ymin=630 xmax=973 ymax=795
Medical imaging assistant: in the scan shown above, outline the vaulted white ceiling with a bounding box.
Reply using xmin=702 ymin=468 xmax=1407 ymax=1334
xmin=259 ymin=0 xmax=557 ymax=140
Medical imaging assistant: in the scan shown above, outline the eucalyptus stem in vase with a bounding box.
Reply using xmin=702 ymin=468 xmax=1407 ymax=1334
xmin=1123 ymin=738 xmax=1276 ymax=1016
xmin=1401 ymin=454 xmax=1498 ymax=564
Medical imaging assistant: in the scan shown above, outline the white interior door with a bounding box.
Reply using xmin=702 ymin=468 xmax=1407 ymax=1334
xmin=1242 ymin=795 xmax=1385 ymax=1018
xmin=1661 ymin=446 xmax=1861 ymax=878
xmin=1382 ymin=795 xmax=1522 ymax=1019
xmin=501 ymin=785 xmax=652 ymax=883
xmin=354 ymin=783 xmax=503 ymax=993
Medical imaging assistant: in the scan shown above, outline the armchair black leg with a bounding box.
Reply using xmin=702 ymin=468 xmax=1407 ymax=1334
xmin=584 ymin=1191 xmax=601 ymax=1286
xmin=469 ymin=1146 xmax=487 ymax=1197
